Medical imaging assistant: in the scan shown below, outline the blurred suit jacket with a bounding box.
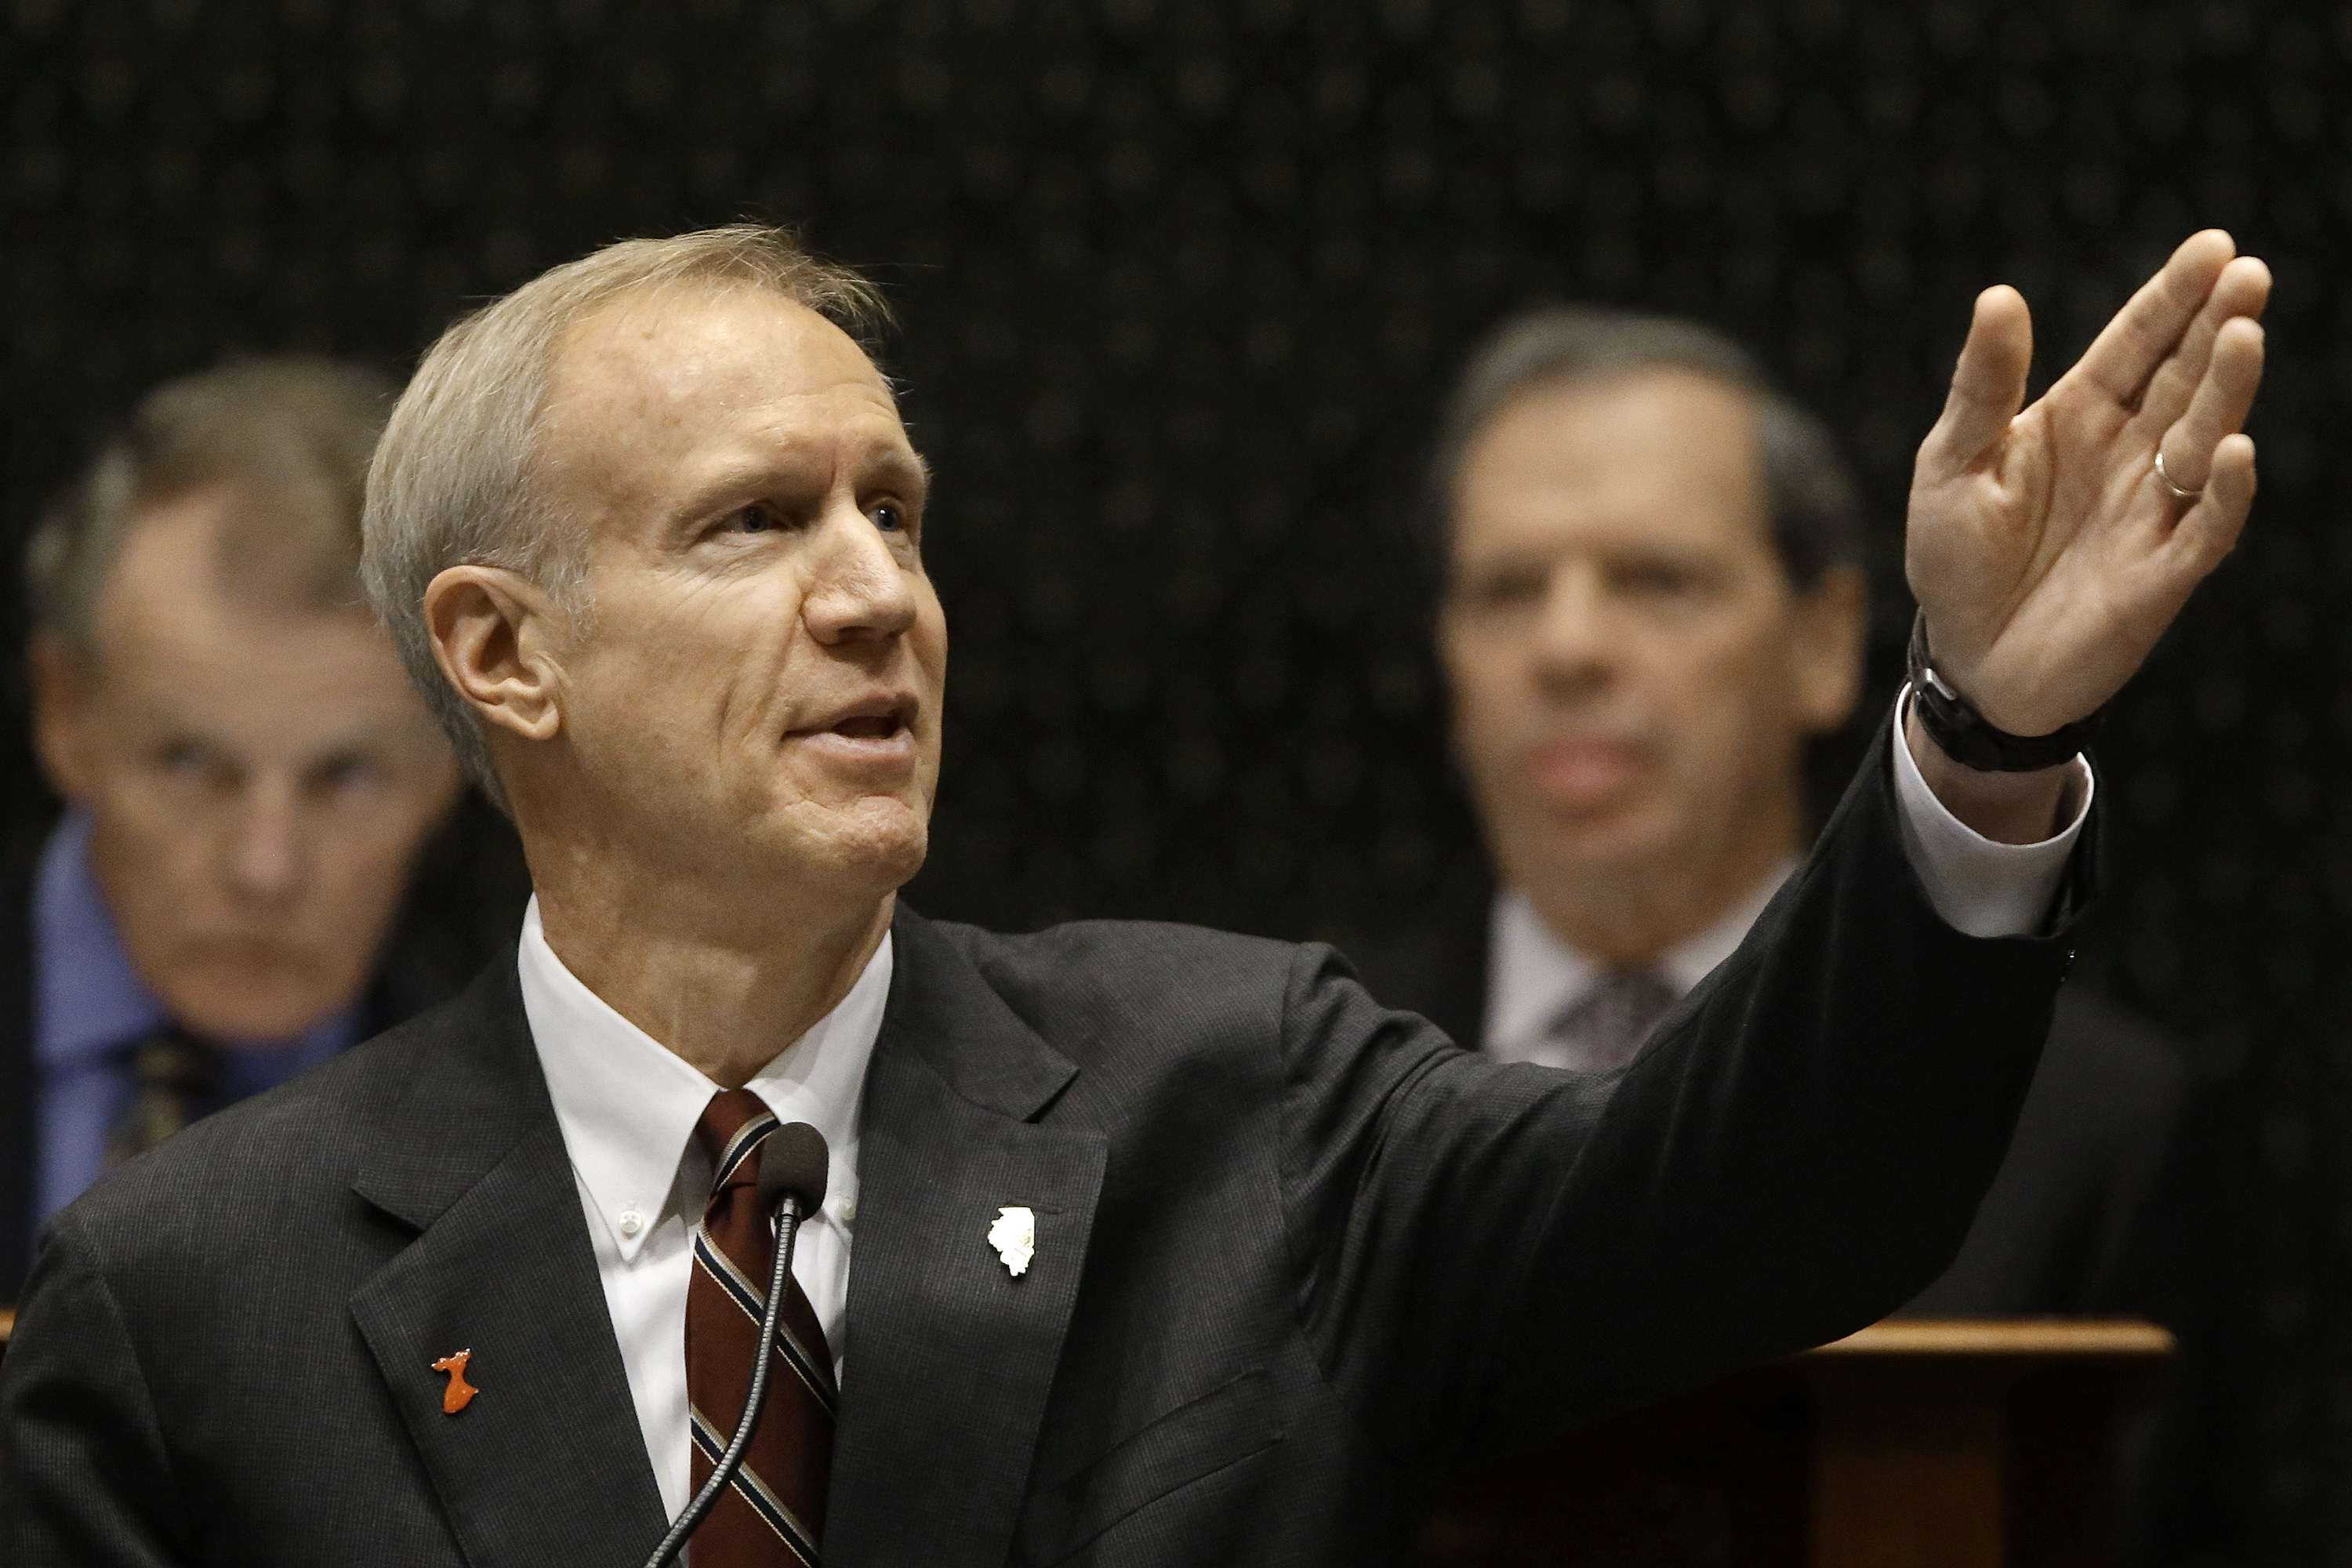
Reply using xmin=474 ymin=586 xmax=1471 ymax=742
xmin=4 ymin=733 xmax=2082 ymax=1567
xmin=0 ymin=862 xmax=467 ymax=1305
xmin=1348 ymin=911 xmax=2194 ymax=1323
xmin=1349 ymin=868 xmax=2242 ymax=1568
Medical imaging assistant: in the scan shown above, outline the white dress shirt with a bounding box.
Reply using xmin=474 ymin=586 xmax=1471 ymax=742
xmin=1483 ymin=691 xmax=2095 ymax=1062
xmin=518 ymin=898 xmax=891 ymax=1522
xmin=517 ymin=693 xmax=2089 ymax=1523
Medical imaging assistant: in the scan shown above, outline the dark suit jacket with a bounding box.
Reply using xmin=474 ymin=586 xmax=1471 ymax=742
xmin=0 ymin=864 xmax=460 ymax=1304
xmin=1 ymin=730 xmax=2080 ymax=1567
xmin=1349 ymin=897 xmax=2192 ymax=1324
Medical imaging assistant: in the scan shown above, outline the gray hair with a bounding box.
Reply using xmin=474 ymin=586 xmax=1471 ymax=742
xmin=29 ymin=357 xmax=397 ymax=655
xmin=1425 ymin=307 xmax=1864 ymax=589
xmin=361 ymin=224 xmax=888 ymax=807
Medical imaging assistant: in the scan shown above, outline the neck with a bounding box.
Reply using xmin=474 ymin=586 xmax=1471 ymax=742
xmin=1513 ymin=792 xmax=1802 ymax=968
xmin=528 ymin=835 xmax=895 ymax=1091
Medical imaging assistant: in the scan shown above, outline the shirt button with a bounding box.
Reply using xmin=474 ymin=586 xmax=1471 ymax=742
xmin=837 ymin=1196 xmax=858 ymax=1225
xmin=617 ymin=1208 xmax=644 ymax=1239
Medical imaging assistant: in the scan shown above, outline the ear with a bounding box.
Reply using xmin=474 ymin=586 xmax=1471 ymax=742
xmin=1789 ymin=563 xmax=1868 ymax=736
xmin=27 ymin=633 xmax=95 ymax=801
xmin=422 ymin=565 xmax=572 ymax=746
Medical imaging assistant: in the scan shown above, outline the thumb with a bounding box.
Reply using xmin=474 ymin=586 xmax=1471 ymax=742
xmin=1921 ymin=285 xmax=2032 ymax=478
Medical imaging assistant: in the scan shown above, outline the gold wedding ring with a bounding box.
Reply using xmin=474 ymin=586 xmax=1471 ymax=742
xmin=2154 ymin=449 xmax=2203 ymax=504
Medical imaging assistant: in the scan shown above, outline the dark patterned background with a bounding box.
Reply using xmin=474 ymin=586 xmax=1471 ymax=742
xmin=1 ymin=0 xmax=2339 ymax=1558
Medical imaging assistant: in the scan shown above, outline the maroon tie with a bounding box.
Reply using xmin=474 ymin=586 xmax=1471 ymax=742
xmin=686 ymin=1089 xmax=836 ymax=1566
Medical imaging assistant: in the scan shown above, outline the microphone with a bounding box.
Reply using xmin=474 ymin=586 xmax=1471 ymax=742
xmin=756 ymin=1121 xmax=829 ymax=1221
xmin=642 ymin=1120 xmax=832 ymax=1568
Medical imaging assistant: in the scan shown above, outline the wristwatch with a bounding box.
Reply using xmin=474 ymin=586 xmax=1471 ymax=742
xmin=1905 ymin=610 xmax=2102 ymax=772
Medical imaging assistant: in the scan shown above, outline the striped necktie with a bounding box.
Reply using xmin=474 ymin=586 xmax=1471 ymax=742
xmin=687 ymin=1089 xmax=836 ymax=1566
xmin=107 ymin=1024 xmax=220 ymax=1165
xmin=1538 ymin=967 xmax=1680 ymax=1073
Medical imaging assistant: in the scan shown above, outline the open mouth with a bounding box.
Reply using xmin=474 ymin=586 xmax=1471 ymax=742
xmin=829 ymin=713 xmax=905 ymax=741
xmin=792 ymin=697 xmax=919 ymax=748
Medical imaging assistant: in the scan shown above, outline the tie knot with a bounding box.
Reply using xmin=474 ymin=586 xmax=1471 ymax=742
xmin=129 ymin=1025 xmax=219 ymax=1095
xmin=695 ymin=1088 xmax=779 ymax=1196
xmin=1592 ymin=966 xmax=1679 ymax=1014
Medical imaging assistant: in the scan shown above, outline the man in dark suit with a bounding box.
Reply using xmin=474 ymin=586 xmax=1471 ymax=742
xmin=1 ymin=225 xmax=2268 ymax=1566
xmin=1356 ymin=306 xmax=2196 ymax=1324
xmin=0 ymin=358 xmax=470 ymax=1301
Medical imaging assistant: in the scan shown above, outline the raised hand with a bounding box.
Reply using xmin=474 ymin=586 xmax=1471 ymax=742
xmin=1906 ymin=230 xmax=2269 ymax=742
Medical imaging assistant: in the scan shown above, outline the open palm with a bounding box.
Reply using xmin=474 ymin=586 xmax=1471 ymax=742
xmin=1906 ymin=230 xmax=2269 ymax=739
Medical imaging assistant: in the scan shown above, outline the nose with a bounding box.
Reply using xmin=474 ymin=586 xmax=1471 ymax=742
xmin=226 ymin=775 xmax=306 ymax=904
xmin=801 ymin=499 xmax=919 ymax=646
xmin=1528 ymin=561 xmax=1618 ymax=696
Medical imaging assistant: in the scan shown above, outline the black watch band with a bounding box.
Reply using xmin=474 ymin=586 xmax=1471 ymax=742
xmin=1905 ymin=611 xmax=2102 ymax=772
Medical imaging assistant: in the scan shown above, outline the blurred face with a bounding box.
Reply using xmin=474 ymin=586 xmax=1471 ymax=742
xmin=34 ymin=492 xmax=463 ymax=1042
xmin=516 ymin=284 xmax=945 ymax=902
xmin=1439 ymin=370 xmax=1863 ymax=916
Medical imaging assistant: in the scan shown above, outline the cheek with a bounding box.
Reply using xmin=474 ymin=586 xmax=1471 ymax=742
xmin=1656 ymin=632 xmax=1801 ymax=768
xmin=298 ymin=843 xmax=420 ymax=932
xmin=90 ymin=783 xmax=214 ymax=877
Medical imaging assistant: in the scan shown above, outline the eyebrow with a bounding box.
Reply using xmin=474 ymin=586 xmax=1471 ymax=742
xmin=668 ymin=440 xmax=932 ymax=531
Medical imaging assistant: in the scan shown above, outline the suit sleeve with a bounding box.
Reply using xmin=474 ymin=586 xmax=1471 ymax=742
xmin=1280 ymin=717 xmax=2081 ymax=1465
xmin=2 ymin=1219 xmax=190 ymax=1566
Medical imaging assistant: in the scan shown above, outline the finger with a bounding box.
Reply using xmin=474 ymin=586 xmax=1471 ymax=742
xmin=2136 ymin=256 xmax=2272 ymax=433
xmin=2071 ymin=230 xmax=2234 ymax=407
xmin=2173 ymin=433 xmax=2257 ymax=570
xmin=1922 ymin=285 xmax=2031 ymax=475
xmin=2157 ymin=318 xmax=2266 ymax=494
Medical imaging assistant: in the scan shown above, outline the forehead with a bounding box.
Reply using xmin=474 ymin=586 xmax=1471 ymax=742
xmin=541 ymin=282 xmax=907 ymax=495
xmin=1454 ymin=369 xmax=1765 ymax=553
xmin=90 ymin=495 xmax=418 ymax=742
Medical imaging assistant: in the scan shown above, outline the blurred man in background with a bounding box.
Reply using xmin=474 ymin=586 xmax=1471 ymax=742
xmin=1358 ymin=307 xmax=2195 ymax=1320
xmin=0 ymin=358 xmax=466 ymax=1300
xmin=1350 ymin=308 xmax=2229 ymax=1560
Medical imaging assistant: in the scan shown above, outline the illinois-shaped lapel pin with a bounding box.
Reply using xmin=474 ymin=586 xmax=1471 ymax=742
xmin=988 ymin=1206 xmax=1036 ymax=1276
xmin=431 ymin=1349 xmax=477 ymax=1414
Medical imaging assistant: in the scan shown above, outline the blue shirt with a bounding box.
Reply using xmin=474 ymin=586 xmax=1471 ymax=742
xmin=33 ymin=809 xmax=358 ymax=1221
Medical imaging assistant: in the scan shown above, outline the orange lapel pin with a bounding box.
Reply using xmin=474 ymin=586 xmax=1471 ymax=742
xmin=431 ymin=1349 xmax=477 ymax=1414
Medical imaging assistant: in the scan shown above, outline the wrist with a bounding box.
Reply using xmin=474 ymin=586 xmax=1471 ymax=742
xmin=1906 ymin=611 xmax=2105 ymax=769
xmin=1903 ymin=703 xmax=2081 ymax=845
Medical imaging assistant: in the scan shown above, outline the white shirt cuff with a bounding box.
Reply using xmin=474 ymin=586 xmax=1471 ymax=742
xmin=1889 ymin=687 xmax=2092 ymax=939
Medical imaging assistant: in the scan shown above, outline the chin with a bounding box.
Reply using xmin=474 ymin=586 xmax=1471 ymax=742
xmin=167 ymin=983 xmax=346 ymax=1046
xmin=1528 ymin=804 xmax=1683 ymax=876
xmin=810 ymin=799 xmax=931 ymax=891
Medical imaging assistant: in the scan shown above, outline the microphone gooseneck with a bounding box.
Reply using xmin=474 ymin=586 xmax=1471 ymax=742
xmin=641 ymin=1121 xmax=830 ymax=1568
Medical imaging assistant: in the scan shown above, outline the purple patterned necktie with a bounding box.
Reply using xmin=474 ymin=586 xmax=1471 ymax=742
xmin=1539 ymin=968 xmax=1680 ymax=1073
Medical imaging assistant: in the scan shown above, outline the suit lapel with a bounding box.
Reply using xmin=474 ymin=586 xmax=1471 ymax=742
xmin=826 ymin=910 xmax=1108 ymax=1566
xmin=347 ymin=960 xmax=666 ymax=1568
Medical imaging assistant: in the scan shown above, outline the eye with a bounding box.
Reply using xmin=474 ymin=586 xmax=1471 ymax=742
xmin=1453 ymin=564 xmax=1548 ymax=613
xmin=308 ymin=752 xmax=383 ymax=797
xmin=151 ymin=738 xmax=239 ymax=794
xmin=1613 ymin=559 xmax=1706 ymax=598
xmin=155 ymin=738 xmax=206 ymax=774
xmin=728 ymin=502 xmax=779 ymax=534
xmin=871 ymin=500 xmax=907 ymax=533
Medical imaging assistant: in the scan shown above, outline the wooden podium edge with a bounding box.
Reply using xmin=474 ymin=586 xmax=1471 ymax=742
xmin=1809 ymin=1316 xmax=2173 ymax=1359
xmin=0 ymin=1308 xmax=2168 ymax=1361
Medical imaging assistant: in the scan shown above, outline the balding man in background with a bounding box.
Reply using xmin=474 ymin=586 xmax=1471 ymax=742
xmin=1350 ymin=308 xmax=2229 ymax=1562
xmin=0 ymin=359 xmax=469 ymax=1299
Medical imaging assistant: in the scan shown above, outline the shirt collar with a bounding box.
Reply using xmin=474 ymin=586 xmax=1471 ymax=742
xmin=1483 ymin=858 xmax=1798 ymax=1056
xmin=517 ymin=896 xmax=889 ymax=1263
xmin=35 ymin=808 xmax=173 ymax=1066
